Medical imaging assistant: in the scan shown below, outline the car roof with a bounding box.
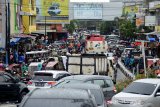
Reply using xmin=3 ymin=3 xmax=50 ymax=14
xmin=34 ymin=70 xmax=69 ymax=75
xmin=58 ymin=83 xmax=101 ymax=90
xmin=61 ymin=75 xmax=111 ymax=81
xmin=29 ymin=88 xmax=90 ymax=99
xmin=134 ymin=79 xmax=160 ymax=84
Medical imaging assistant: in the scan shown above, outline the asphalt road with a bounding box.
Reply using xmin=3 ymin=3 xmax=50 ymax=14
xmin=116 ymin=68 xmax=127 ymax=82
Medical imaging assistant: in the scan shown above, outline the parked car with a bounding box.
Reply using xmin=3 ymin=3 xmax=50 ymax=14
xmin=19 ymin=88 xmax=97 ymax=107
xmin=56 ymin=83 xmax=107 ymax=107
xmin=0 ymin=72 xmax=29 ymax=103
xmin=110 ymin=79 xmax=160 ymax=107
xmin=27 ymin=70 xmax=71 ymax=90
xmin=54 ymin=75 xmax=116 ymax=101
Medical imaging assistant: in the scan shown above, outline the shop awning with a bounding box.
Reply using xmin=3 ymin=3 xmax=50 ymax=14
xmin=10 ymin=37 xmax=21 ymax=45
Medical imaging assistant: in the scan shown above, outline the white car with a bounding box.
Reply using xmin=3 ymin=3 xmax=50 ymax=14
xmin=110 ymin=79 xmax=160 ymax=107
xmin=27 ymin=70 xmax=71 ymax=90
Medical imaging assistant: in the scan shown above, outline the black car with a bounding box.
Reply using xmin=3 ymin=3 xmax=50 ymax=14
xmin=19 ymin=88 xmax=97 ymax=107
xmin=0 ymin=72 xmax=29 ymax=103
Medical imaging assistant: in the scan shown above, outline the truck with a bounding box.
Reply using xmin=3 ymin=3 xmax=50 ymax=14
xmin=65 ymin=54 xmax=115 ymax=80
xmin=85 ymin=34 xmax=108 ymax=54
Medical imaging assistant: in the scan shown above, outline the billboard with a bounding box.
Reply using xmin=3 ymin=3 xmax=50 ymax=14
xmin=36 ymin=0 xmax=69 ymax=16
xmin=73 ymin=4 xmax=103 ymax=19
xmin=145 ymin=16 xmax=156 ymax=26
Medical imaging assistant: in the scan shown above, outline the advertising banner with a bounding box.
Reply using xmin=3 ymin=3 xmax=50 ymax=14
xmin=145 ymin=16 xmax=156 ymax=26
xmin=74 ymin=4 xmax=103 ymax=19
xmin=36 ymin=0 xmax=69 ymax=16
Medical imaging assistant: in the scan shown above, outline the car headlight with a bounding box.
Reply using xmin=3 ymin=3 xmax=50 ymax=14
xmin=111 ymin=97 xmax=119 ymax=104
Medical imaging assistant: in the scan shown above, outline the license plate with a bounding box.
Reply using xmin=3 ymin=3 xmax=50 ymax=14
xmin=35 ymin=83 xmax=44 ymax=87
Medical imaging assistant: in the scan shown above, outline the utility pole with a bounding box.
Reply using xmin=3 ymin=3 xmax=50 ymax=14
xmin=5 ymin=0 xmax=10 ymax=65
xmin=45 ymin=16 xmax=46 ymax=36
xmin=136 ymin=40 xmax=148 ymax=78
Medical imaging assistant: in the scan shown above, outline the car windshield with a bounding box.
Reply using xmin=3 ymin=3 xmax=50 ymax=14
xmin=123 ymin=82 xmax=157 ymax=95
xmin=33 ymin=73 xmax=54 ymax=81
xmin=50 ymin=7 xmax=56 ymax=10
xmin=90 ymin=89 xmax=103 ymax=106
xmin=23 ymin=99 xmax=95 ymax=107
xmin=54 ymin=79 xmax=82 ymax=87
xmin=148 ymin=35 xmax=157 ymax=38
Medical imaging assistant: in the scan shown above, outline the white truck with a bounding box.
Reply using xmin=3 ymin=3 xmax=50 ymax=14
xmin=66 ymin=54 xmax=115 ymax=80
xmin=85 ymin=35 xmax=108 ymax=54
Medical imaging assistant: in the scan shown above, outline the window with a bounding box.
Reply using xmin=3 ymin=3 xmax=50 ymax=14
xmin=123 ymin=82 xmax=157 ymax=95
xmin=4 ymin=75 xmax=13 ymax=82
xmin=0 ymin=76 xmax=5 ymax=82
xmin=156 ymin=87 xmax=160 ymax=93
xmin=104 ymin=79 xmax=112 ymax=87
xmin=23 ymin=99 xmax=95 ymax=107
xmin=86 ymin=80 xmax=92 ymax=84
xmin=93 ymin=80 xmax=105 ymax=88
xmin=33 ymin=73 xmax=54 ymax=81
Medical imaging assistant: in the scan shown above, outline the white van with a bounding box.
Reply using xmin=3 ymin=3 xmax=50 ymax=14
xmin=110 ymin=79 xmax=160 ymax=107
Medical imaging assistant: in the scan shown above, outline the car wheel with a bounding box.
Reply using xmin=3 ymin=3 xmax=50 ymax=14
xmin=18 ymin=91 xmax=27 ymax=103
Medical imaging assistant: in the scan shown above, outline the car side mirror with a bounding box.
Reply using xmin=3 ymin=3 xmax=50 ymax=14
xmin=155 ymin=92 xmax=160 ymax=96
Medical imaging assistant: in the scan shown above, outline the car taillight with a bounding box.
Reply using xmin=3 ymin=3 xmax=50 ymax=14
xmin=48 ymin=81 xmax=56 ymax=85
xmin=113 ymin=86 xmax=117 ymax=93
xmin=27 ymin=81 xmax=32 ymax=85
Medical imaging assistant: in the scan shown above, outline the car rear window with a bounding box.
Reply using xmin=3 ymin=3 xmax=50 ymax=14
xmin=33 ymin=73 xmax=54 ymax=81
xmin=123 ymin=82 xmax=157 ymax=95
xmin=23 ymin=99 xmax=95 ymax=107
xmin=55 ymin=79 xmax=82 ymax=87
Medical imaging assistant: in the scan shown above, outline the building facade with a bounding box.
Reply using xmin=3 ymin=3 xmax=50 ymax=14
xmin=69 ymin=1 xmax=123 ymax=21
xmin=147 ymin=0 xmax=160 ymax=32
xmin=20 ymin=0 xmax=36 ymax=34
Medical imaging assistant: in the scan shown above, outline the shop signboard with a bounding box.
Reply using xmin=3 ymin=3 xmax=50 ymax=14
xmin=36 ymin=0 xmax=69 ymax=17
xmin=145 ymin=16 xmax=156 ymax=26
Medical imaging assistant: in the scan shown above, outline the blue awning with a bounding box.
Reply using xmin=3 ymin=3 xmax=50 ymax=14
xmin=10 ymin=37 xmax=21 ymax=45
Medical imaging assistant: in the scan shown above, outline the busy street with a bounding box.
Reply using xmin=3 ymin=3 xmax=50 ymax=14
xmin=1 ymin=0 xmax=160 ymax=107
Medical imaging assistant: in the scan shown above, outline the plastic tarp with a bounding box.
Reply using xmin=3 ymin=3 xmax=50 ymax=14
xmin=10 ymin=37 xmax=21 ymax=45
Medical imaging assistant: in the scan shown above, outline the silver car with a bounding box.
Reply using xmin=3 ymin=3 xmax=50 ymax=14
xmin=56 ymin=83 xmax=107 ymax=107
xmin=110 ymin=79 xmax=160 ymax=107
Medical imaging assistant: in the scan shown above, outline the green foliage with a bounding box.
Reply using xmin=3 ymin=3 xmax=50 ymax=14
xmin=119 ymin=20 xmax=136 ymax=39
xmin=100 ymin=21 xmax=115 ymax=35
xmin=115 ymin=79 xmax=132 ymax=93
xmin=65 ymin=20 xmax=78 ymax=34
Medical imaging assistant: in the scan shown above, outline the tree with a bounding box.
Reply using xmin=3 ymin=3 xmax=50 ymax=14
xmin=65 ymin=20 xmax=78 ymax=34
xmin=119 ymin=20 xmax=136 ymax=39
xmin=100 ymin=21 xmax=115 ymax=35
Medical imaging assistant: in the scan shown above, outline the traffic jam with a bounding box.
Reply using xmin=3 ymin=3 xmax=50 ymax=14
xmin=1 ymin=0 xmax=160 ymax=107
xmin=1 ymin=29 xmax=160 ymax=107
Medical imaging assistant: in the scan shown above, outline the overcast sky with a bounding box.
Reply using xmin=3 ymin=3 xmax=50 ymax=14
xmin=70 ymin=0 xmax=110 ymax=2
